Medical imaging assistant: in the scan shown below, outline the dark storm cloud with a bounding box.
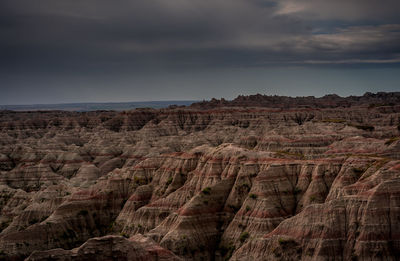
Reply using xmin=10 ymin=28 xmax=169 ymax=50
xmin=276 ymin=0 xmax=400 ymax=22
xmin=1 ymin=0 xmax=400 ymax=105
xmin=2 ymin=0 xmax=399 ymax=74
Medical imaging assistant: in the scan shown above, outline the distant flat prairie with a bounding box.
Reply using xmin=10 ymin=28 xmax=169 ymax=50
xmin=0 ymin=100 xmax=198 ymax=111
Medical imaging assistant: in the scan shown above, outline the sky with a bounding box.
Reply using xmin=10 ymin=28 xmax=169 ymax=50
xmin=1 ymin=0 xmax=400 ymax=105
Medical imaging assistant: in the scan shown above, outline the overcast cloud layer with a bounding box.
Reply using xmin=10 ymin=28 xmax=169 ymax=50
xmin=1 ymin=0 xmax=400 ymax=104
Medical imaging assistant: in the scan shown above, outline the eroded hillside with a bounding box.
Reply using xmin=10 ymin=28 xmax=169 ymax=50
xmin=0 ymin=99 xmax=400 ymax=260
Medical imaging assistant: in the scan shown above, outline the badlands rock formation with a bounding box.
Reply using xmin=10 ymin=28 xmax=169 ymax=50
xmin=0 ymin=93 xmax=399 ymax=260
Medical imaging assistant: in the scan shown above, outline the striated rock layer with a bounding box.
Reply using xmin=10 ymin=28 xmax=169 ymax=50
xmin=26 ymin=234 xmax=181 ymax=261
xmin=0 ymin=94 xmax=400 ymax=260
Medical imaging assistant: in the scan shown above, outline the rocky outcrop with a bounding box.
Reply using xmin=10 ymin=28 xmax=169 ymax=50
xmin=231 ymin=160 xmax=400 ymax=260
xmin=26 ymin=234 xmax=181 ymax=261
xmin=191 ymin=92 xmax=400 ymax=109
xmin=0 ymin=94 xmax=399 ymax=260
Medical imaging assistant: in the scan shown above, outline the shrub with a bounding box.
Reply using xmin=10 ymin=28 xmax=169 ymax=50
xmin=385 ymin=137 xmax=399 ymax=145
xmin=353 ymin=167 xmax=364 ymax=175
xmin=219 ymin=244 xmax=235 ymax=259
xmin=278 ymin=238 xmax=295 ymax=247
xmin=241 ymin=183 xmax=250 ymax=190
xmin=166 ymin=177 xmax=173 ymax=185
xmin=239 ymin=232 xmax=249 ymax=243
xmin=108 ymin=222 xmax=115 ymax=230
xmin=134 ymin=175 xmax=146 ymax=185
xmin=293 ymin=187 xmax=302 ymax=195
xmin=228 ymin=204 xmax=239 ymax=212
xmin=120 ymin=232 xmax=129 ymax=238
xmin=354 ymin=125 xmax=374 ymax=131
xmin=291 ymin=113 xmax=314 ymax=125
xmin=202 ymin=187 xmax=211 ymax=195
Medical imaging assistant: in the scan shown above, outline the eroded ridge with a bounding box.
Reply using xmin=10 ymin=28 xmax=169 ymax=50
xmin=0 ymin=99 xmax=399 ymax=260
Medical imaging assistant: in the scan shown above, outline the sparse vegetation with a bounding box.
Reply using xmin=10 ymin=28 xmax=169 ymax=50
xmin=228 ymin=204 xmax=239 ymax=213
xmin=385 ymin=137 xmax=399 ymax=145
xmin=108 ymin=221 xmax=115 ymax=231
xmin=2 ymin=95 xmax=400 ymax=260
xmin=219 ymin=244 xmax=235 ymax=260
xmin=120 ymin=232 xmax=129 ymax=238
xmin=293 ymin=187 xmax=302 ymax=195
xmin=353 ymin=167 xmax=365 ymax=175
xmin=134 ymin=175 xmax=146 ymax=185
xmin=202 ymin=187 xmax=211 ymax=195
xmin=166 ymin=177 xmax=173 ymax=185
xmin=249 ymin=193 xmax=257 ymax=199
xmin=239 ymin=231 xmax=249 ymax=243
xmin=278 ymin=237 xmax=296 ymax=247
xmin=350 ymin=124 xmax=375 ymax=131
xmin=291 ymin=113 xmax=314 ymax=125
xmin=241 ymin=183 xmax=250 ymax=190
